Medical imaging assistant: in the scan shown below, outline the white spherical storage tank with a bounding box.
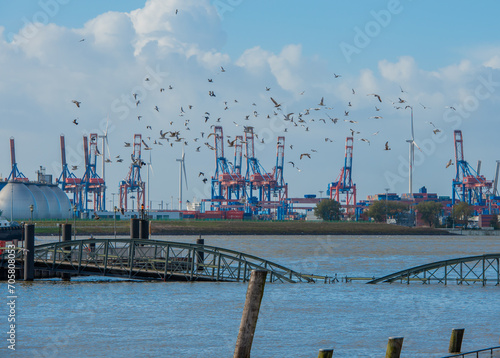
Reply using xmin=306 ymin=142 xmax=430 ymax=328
xmin=0 ymin=181 xmax=36 ymax=220
xmin=38 ymin=185 xmax=62 ymax=219
xmin=26 ymin=184 xmax=50 ymax=219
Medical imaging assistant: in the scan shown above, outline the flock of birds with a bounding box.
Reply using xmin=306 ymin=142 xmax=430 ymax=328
xmin=68 ymin=17 xmax=458 ymax=186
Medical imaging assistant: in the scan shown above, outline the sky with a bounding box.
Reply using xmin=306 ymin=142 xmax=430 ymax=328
xmin=0 ymin=0 xmax=499 ymax=210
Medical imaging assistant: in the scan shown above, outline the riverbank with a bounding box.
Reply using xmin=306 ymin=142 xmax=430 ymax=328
xmin=31 ymin=219 xmax=452 ymax=236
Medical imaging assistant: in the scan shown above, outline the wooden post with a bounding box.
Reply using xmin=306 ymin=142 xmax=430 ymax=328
xmin=448 ymin=328 xmax=464 ymax=353
xmin=23 ymin=224 xmax=35 ymax=281
xmin=61 ymin=224 xmax=72 ymax=281
xmin=385 ymin=337 xmax=404 ymax=358
xmin=196 ymin=236 xmax=204 ymax=270
xmin=234 ymin=270 xmax=267 ymax=358
xmin=318 ymin=348 xmax=334 ymax=358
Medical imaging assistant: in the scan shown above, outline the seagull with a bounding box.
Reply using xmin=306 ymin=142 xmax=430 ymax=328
xmin=270 ymin=97 xmax=281 ymax=108
xmin=446 ymin=159 xmax=454 ymax=168
xmin=137 ymin=116 xmax=142 ymax=121
xmin=266 ymin=87 xmax=271 ymax=91
xmin=399 ymin=85 xmax=407 ymax=93
xmin=72 ymin=118 xmax=78 ymax=125
xmin=124 ymin=142 xmax=131 ymax=147
xmin=359 ymin=138 xmax=370 ymax=145
xmin=133 ymin=93 xmax=138 ymax=100
xmin=79 ymin=38 xmax=85 ymax=42
xmin=288 ymin=161 xmax=295 ymax=167
xmin=433 ymin=129 xmax=441 ymax=134
xmin=71 ymin=165 xmax=78 ymax=170
xmin=333 ymin=73 xmax=341 ymax=78
xmin=198 ymin=172 xmax=205 ymax=177
xmin=300 ymin=153 xmax=311 ymax=160
xmin=369 ymin=116 xmax=383 ymax=119
xmin=154 ymin=105 xmax=159 ymax=112
xmin=116 ymin=159 xmax=123 ymax=163
xmin=384 ymin=141 xmax=391 ymax=151
xmin=220 ymin=66 xmax=225 ymax=72
xmin=352 ymin=88 xmax=356 ymax=94
xmin=344 ymin=111 xmax=349 ymax=116
xmin=398 ymin=98 xmax=406 ymax=103
xmin=445 ymin=106 xmax=456 ymax=111
xmin=367 ymin=93 xmax=382 ymax=102
xmin=202 ymin=178 xmax=208 ymax=184
xmin=318 ymin=97 xmax=324 ymax=106
xmin=136 ymin=100 xmax=140 ymax=107
xmin=72 ymin=100 xmax=81 ymax=108
xmin=419 ymin=103 xmax=428 ymax=109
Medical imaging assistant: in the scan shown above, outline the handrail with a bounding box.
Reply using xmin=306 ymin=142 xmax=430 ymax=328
xmin=440 ymin=345 xmax=500 ymax=357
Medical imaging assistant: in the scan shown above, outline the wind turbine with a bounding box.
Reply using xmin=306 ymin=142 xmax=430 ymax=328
xmin=98 ymin=116 xmax=112 ymax=210
xmin=176 ymin=146 xmax=188 ymax=210
xmin=405 ymin=106 xmax=421 ymax=198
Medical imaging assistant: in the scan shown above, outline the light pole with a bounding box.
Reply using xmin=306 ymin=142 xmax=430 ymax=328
xmin=319 ymin=190 xmax=324 ymax=199
xmin=29 ymin=204 xmax=34 ymax=223
xmin=131 ymin=196 xmax=135 ymax=215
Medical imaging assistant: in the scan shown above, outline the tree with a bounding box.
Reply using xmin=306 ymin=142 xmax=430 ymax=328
xmin=366 ymin=200 xmax=409 ymax=222
xmin=452 ymin=202 xmax=474 ymax=227
xmin=314 ymin=199 xmax=341 ymax=221
xmin=416 ymin=201 xmax=442 ymax=227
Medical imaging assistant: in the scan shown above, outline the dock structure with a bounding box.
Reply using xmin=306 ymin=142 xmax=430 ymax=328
xmin=1 ymin=238 xmax=316 ymax=283
xmin=367 ymin=253 xmax=500 ymax=285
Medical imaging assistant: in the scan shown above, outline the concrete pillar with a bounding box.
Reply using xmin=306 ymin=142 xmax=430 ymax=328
xmin=449 ymin=328 xmax=464 ymax=353
xmin=61 ymin=224 xmax=72 ymax=281
xmin=234 ymin=270 xmax=268 ymax=358
xmin=130 ymin=218 xmax=140 ymax=239
xmin=23 ymin=224 xmax=35 ymax=281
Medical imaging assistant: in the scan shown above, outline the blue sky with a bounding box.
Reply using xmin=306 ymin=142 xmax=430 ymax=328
xmin=0 ymin=0 xmax=499 ymax=209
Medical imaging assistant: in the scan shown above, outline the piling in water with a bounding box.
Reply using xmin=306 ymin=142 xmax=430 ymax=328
xmin=318 ymin=348 xmax=334 ymax=358
xmin=130 ymin=218 xmax=140 ymax=239
xmin=23 ymin=224 xmax=35 ymax=281
xmin=448 ymin=328 xmax=464 ymax=353
xmin=234 ymin=270 xmax=268 ymax=358
xmin=61 ymin=224 xmax=72 ymax=281
xmin=385 ymin=337 xmax=404 ymax=358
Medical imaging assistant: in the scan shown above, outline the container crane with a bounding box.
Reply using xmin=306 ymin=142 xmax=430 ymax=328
xmin=7 ymin=137 xmax=28 ymax=182
xmin=81 ymin=134 xmax=105 ymax=213
xmin=452 ymin=130 xmax=492 ymax=205
xmin=328 ymin=136 xmax=356 ymax=218
xmin=119 ymin=134 xmax=145 ymax=212
xmin=57 ymin=135 xmax=82 ymax=212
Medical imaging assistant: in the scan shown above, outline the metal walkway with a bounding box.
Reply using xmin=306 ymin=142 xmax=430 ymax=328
xmin=367 ymin=254 xmax=500 ymax=285
xmin=3 ymin=238 xmax=318 ymax=283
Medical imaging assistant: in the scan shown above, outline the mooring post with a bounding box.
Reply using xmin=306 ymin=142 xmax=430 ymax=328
xmin=318 ymin=348 xmax=334 ymax=358
xmin=385 ymin=337 xmax=404 ymax=358
xmin=139 ymin=219 xmax=149 ymax=239
xmin=61 ymin=224 xmax=72 ymax=281
xmin=130 ymin=218 xmax=140 ymax=239
xmin=196 ymin=236 xmax=204 ymax=270
xmin=23 ymin=224 xmax=35 ymax=281
xmin=448 ymin=328 xmax=464 ymax=353
xmin=234 ymin=270 xmax=268 ymax=358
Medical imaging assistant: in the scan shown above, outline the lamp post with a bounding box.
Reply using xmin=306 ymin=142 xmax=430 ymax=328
xmin=319 ymin=190 xmax=324 ymax=200
xmin=29 ymin=204 xmax=34 ymax=223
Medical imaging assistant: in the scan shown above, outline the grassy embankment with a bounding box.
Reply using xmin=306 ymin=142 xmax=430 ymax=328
xmin=31 ymin=219 xmax=450 ymax=236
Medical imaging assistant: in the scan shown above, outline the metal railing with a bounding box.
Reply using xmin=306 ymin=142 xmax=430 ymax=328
xmin=441 ymin=346 xmax=500 ymax=357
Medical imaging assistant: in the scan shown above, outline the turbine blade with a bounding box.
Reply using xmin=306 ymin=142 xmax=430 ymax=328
xmin=412 ymin=140 xmax=422 ymax=152
xmin=183 ymin=161 xmax=188 ymax=190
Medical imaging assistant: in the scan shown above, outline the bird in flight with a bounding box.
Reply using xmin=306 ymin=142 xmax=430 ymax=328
xmin=71 ymin=165 xmax=78 ymax=170
xmin=446 ymin=159 xmax=454 ymax=168
xmin=288 ymin=161 xmax=295 ymax=167
xmin=270 ymin=97 xmax=281 ymax=108
xmin=220 ymin=66 xmax=225 ymax=72
xmin=359 ymin=138 xmax=370 ymax=145
xmin=124 ymin=142 xmax=131 ymax=147
xmin=333 ymin=73 xmax=341 ymax=78
xmin=445 ymin=106 xmax=456 ymax=111
xmin=384 ymin=141 xmax=391 ymax=151
xmin=318 ymin=97 xmax=324 ymax=106
xmin=300 ymin=153 xmax=311 ymax=160
xmin=154 ymin=106 xmax=159 ymax=112
xmin=367 ymin=93 xmax=382 ymax=102
xmin=72 ymin=100 xmax=81 ymax=108
xmin=72 ymin=118 xmax=78 ymax=125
